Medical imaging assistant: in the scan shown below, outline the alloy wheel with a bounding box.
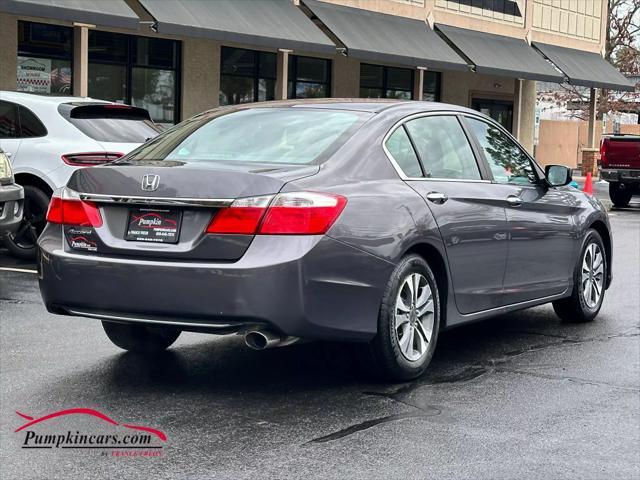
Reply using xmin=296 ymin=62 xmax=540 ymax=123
xmin=394 ymin=273 xmax=435 ymax=362
xmin=581 ymin=243 xmax=604 ymax=308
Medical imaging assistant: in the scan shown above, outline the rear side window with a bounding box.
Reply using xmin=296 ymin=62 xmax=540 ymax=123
xmin=60 ymin=104 xmax=160 ymax=143
xmin=0 ymin=101 xmax=20 ymax=138
xmin=405 ymin=116 xmax=481 ymax=180
xmin=385 ymin=127 xmax=422 ymax=177
xmin=18 ymin=106 xmax=47 ymax=137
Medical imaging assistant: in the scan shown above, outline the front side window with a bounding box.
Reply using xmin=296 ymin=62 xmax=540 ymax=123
xmin=405 ymin=116 xmax=481 ymax=180
xmin=288 ymin=56 xmax=331 ymax=99
xmin=466 ymin=117 xmax=537 ymax=185
xmin=220 ymin=47 xmax=276 ymax=106
xmin=129 ymin=108 xmax=367 ymax=166
xmin=17 ymin=21 xmax=72 ymax=95
xmin=88 ymin=31 xmax=181 ymax=127
xmin=385 ymin=127 xmax=422 ymax=177
xmin=360 ymin=64 xmax=413 ymax=100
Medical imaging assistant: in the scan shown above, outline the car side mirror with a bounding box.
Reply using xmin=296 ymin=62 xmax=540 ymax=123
xmin=545 ymin=165 xmax=572 ymax=187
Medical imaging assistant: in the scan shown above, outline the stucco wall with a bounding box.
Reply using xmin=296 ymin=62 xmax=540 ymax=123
xmin=181 ymin=38 xmax=220 ymax=119
xmin=441 ymin=70 xmax=515 ymax=107
xmin=0 ymin=13 xmax=18 ymax=92
xmin=536 ymin=119 xmax=581 ymax=167
xmin=332 ymin=55 xmax=360 ymax=97
xmin=536 ymin=119 xmax=605 ymax=168
xmin=518 ymin=79 xmax=537 ymax=154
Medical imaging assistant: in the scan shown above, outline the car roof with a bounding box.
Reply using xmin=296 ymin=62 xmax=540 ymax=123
xmin=290 ymin=99 xmax=484 ymax=116
xmin=299 ymin=100 xmax=483 ymax=116
xmin=198 ymin=98 xmax=484 ymax=116
xmin=0 ymin=90 xmax=108 ymax=107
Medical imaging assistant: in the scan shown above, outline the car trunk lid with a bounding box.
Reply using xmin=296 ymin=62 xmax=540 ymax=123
xmin=61 ymin=161 xmax=319 ymax=261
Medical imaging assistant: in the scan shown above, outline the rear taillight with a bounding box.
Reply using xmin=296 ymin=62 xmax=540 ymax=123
xmin=46 ymin=195 xmax=103 ymax=227
xmin=259 ymin=192 xmax=347 ymax=234
xmin=62 ymin=152 xmax=124 ymax=166
xmin=600 ymin=138 xmax=609 ymax=166
xmin=205 ymin=192 xmax=347 ymax=235
xmin=206 ymin=195 xmax=272 ymax=235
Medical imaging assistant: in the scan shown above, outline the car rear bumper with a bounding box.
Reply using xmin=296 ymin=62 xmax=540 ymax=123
xmin=601 ymin=168 xmax=640 ymax=183
xmin=38 ymin=226 xmax=394 ymax=342
xmin=0 ymin=183 xmax=24 ymax=235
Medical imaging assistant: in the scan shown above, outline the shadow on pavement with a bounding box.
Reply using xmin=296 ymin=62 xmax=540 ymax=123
xmin=0 ymin=247 xmax=36 ymax=270
xmin=51 ymin=306 xmax=582 ymax=400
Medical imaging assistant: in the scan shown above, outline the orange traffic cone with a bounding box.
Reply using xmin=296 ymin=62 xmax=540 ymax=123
xmin=583 ymin=172 xmax=593 ymax=195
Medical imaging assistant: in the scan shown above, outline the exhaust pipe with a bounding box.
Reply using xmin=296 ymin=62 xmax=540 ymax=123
xmin=244 ymin=330 xmax=300 ymax=350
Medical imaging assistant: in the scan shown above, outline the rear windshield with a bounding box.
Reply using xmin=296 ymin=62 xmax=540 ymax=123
xmin=60 ymin=104 xmax=161 ymax=143
xmin=126 ymin=107 xmax=367 ymax=165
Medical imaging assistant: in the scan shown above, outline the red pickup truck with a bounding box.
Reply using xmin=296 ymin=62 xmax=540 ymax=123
xmin=600 ymin=134 xmax=640 ymax=207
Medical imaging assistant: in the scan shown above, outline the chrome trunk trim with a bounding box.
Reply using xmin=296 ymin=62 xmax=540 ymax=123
xmin=77 ymin=192 xmax=233 ymax=208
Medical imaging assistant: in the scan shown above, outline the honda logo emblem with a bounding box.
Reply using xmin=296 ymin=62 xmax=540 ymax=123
xmin=141 ymin=174 xmax=160 ymax=192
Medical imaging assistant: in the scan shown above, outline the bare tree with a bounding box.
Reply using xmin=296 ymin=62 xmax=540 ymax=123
xmin=538 ymin=0 xmax=639 ymax=120
xmin=601 ymin=0 xmax=640 ymax=116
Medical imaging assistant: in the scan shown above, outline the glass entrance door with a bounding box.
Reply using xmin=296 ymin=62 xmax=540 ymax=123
xmin=471 ymin=98 xmax=514 ymax=133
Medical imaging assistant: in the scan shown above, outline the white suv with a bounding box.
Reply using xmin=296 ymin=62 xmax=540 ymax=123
xmin=0 ymin=91 xmax=160 ymax=258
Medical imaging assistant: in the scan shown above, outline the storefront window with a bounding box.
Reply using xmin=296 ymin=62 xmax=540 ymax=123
xmin=288 ymin=56 xmax=331 ymax=99
xmin=88 ymin=31 xmax=180 ymax=126
xmin=88 ymin=63 xmax=127 ymax=104
xmin=17 ymin=21 xmax=72 ymax=95
xmin=359 ymin=64 xmax=413 ymax=100
xmin=132 ymin=68 xmax=176 ymax=126
xmin=423 ymin=71 xmax=442 ymax=102
xmin=220 ymin=47 xmax=276 ymax=105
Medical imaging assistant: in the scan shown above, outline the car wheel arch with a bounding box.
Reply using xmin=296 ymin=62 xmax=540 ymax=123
xmin=588 ymin=220 xmax=612 ymax=289
xmin=402 ymin=242 xmax=450 ymax=328
xmin=14 ymin=173 xmax=54 ymax=197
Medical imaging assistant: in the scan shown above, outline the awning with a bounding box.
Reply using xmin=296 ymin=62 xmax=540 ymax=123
xmin=533 ymin=42 xmax=635 ymax=92
xmin=302 ymin=0 xmax=467 ymax=71
xmin=435 ymin=24 xmax=564 ymax=83
xmin=138 ymin=0 xmax=335 ymax=54
xmin=0 ymin=0 xmax=139 ymax=29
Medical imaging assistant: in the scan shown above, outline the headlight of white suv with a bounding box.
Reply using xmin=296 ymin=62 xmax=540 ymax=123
xmin=0 ymin=151 xmax=13 ymax=183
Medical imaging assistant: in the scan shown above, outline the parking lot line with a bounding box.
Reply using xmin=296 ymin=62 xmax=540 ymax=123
xmin=0 ymin=267 xmax=37 ymax=274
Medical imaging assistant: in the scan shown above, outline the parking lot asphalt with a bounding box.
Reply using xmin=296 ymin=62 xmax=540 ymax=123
xmin=0 ymin=199 xmax=638 ymax=479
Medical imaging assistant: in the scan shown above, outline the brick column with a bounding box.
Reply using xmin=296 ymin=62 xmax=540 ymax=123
xmin=580 ymin=148 xmax=600 ymax=177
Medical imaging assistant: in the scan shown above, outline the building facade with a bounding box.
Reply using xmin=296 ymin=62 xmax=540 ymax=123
xmin=0 ymin=0 xmax=632 ymax=156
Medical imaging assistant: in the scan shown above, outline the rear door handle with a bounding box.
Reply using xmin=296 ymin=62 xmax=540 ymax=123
xmin=426 ymin=192 xmax=448 ymax=204
xmin=506 ymin=195 xmax=522 ymax=207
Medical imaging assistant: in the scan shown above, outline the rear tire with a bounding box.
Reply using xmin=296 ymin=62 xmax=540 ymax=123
xmin=3 ymin=185 xmax=50 ymax=260
xmin=609 ymin=182 xmax=632 ymax=208
xmin=359 ymin=254 xmax=441 ymax=382
xmin=102 ymin=321 xmax=181 ymax=353
xmin=552 ymin=229 xmax=606 ymax=323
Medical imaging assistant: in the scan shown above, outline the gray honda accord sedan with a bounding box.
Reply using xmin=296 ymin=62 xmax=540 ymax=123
xmin=38 ymin=100 xmax=611 ymax=381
